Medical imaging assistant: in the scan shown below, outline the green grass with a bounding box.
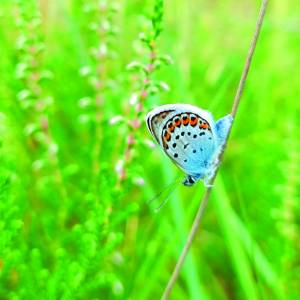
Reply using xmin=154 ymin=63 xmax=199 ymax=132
xmin=0 ymin=0 xmax=299 ymax=299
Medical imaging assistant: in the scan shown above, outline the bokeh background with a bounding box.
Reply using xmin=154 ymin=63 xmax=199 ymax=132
xmin=0 ymin=0 xmax=299 ymax=299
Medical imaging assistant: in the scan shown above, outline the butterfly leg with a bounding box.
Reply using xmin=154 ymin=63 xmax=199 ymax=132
xmin=216 ymin=114 xmax=233 ymax=147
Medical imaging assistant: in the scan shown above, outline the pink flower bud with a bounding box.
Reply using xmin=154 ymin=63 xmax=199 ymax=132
xmin=149 ymin=51 xmax=156 ymax=60
xmin=30 ymin=72 xmax=40 ymax=82
xmin=131 ymin=119 xmax=140 ymax=129
xmin=147 ymin=64 xmax=154 ymax=72
xmin=127 ymin=134 xmax=135 ymax=145
xmin=40 ymin=116 xmax=49 ymax=130
xmin=140 ymin=90 xmax=148 ymax=100
xmin=135 ymin=102 xmax=143 ymax=113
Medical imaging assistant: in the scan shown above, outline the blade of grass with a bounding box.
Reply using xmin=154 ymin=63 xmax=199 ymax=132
xmin=214 ymin=175 xmax=285 ymax=299
xmin=213 ymin=176 xmax=259 ymax=300
xmin=231 ymin=206 xmax=285 ymax=299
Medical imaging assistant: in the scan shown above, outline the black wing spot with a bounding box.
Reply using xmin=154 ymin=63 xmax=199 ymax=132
xmin=187 ymin=132 xmax=191 ymax=136
xmin=174 ymin=153 xmax=178 ymax=158
xmin=172 ymin=143 xmax=177 ymax=148
xmin=183 ymin=143 xmax=189 ymax=149
xmin=184 ymin=159 xmax=187 ymax=162
xmin=193 ymin=149 xmax=196 ymax=153
xmin=181 ymin=132 xmax=185 ymax=136
xmin=175 ymin=135 xmax=179 ymax=140
xmin=199 ymin=132 xmax=205 ymax=136
xmin=193 ymin=134 xmax=197 ymax=138
xmin=208 ymin=137 xmax=212 ymax=140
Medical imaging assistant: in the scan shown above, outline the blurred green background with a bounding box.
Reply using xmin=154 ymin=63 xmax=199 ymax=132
xmin=0 ymin=0 xmax=299 ymax=299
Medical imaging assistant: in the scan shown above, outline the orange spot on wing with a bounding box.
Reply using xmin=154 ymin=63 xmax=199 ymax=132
xmin=175 ymin=119 xmax=181 ymax=126
xmin=167 ymin=121 xmax=175 ymax=132
xmin=182 ymin=117 xmax=190 ymax=125
xmin=190 ymin=117 xmax=198 ymax=126
xmin=200 ymin=123 xmax=209 ymax=129
xmin=164 ymin=132 xmax=171 ymax=142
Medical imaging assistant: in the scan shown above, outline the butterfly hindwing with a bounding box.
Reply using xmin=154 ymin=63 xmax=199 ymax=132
xmin=146 ymin=104 xmax=220 ymax=180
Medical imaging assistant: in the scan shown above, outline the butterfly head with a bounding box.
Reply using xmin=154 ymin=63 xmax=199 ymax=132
xmin=183 ymin=175 xmax=197 ymax=186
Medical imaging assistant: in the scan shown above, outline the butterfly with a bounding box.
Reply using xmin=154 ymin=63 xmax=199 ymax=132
xmin=146 ymin=104 xmax=233 ymax=186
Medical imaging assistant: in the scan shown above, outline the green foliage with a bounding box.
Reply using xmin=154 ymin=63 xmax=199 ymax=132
xmin=152 ymin=0 xmax=164 ymax=38
xmin=0 ymin=0 xmax=299 ymax=299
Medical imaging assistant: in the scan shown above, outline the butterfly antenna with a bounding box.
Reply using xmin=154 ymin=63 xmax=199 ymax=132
xmin=154 ymin=186 xmax=178 ymax=213
xmin=146 ymin=175 xmax=182 ymax=206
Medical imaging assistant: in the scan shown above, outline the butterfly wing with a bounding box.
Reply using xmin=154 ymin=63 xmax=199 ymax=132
xmin=146 ymin=104 xmax=219 ymax=179
xmin=216 ymin=114 xmax=233 ymax=146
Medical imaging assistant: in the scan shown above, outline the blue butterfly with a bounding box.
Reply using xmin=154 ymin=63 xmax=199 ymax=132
xmin=146 ymin=104 xmax=232 ymax=186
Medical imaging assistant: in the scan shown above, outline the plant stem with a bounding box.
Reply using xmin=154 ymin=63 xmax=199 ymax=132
xmin=161 ymin=0 xmax=269 ymax=299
